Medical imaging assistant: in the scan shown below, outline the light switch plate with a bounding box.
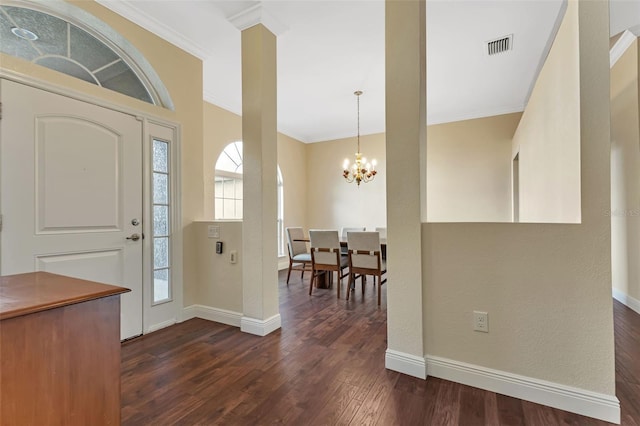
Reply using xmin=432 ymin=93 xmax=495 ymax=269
xmin=208 ymin=225 xmax=220 ymax=239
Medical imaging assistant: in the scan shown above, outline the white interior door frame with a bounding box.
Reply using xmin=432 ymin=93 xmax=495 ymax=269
xmin=0 ymin=69 xmax=184 ymax=333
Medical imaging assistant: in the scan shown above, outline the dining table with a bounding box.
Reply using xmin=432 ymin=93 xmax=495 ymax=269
xmin=293 ymin=236 xmax=386 ymax=289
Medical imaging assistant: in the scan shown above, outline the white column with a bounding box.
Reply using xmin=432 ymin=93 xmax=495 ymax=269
xmin=384 ymin=0 xmax=427 ymax=378
xmin=240 ymin=23 xmax=280 ymax=336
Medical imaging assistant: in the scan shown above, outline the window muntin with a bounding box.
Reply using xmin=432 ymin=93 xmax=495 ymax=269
xmin=152 ymin=139 xmax=171 ymax=304
xmin=0 ymin=5 xmax=154 ymax=105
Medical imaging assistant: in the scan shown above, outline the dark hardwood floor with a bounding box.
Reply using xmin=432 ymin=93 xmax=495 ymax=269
xmin=122 ymin=271 xmax=640 ymax=425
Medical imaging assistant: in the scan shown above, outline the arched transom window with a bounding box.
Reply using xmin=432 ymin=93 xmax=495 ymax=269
xmin=0 ymin=4 xmax=172 ymax=108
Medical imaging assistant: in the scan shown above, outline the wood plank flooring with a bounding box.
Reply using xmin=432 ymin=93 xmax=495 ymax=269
xmin=122 ymin=271 xmax=640 ymax=425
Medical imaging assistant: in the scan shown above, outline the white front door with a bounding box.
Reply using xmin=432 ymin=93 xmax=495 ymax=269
xmin=0 ymin=79 xmax=143 ymax=340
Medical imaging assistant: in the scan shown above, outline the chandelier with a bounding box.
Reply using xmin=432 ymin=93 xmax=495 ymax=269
xmin=342 ymin=90 xmax=377 ymax=186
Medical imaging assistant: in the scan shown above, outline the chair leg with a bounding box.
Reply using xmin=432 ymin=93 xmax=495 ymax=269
xmin=337 ymin=273 xmax=341 ymax=298
xmin=362 ymin=274 xmax=366 ymax=295
xmin=378 ymin=274 xmax=382 ymax=305
xmin=309 ymin=272 xmax=315 ymax=295
xmin=286 ymin=260 xmax=293 ymax=285
xmin=346 ymin=273 xmax=353 ymax=300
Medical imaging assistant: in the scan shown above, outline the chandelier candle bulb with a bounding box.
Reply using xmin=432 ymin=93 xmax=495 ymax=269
xmin=341 ymin=90 xmax=378 ymax=186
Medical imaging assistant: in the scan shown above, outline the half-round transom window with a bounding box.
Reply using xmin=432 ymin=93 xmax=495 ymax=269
xmin=0 ymin=4 xmax=162 ymax=106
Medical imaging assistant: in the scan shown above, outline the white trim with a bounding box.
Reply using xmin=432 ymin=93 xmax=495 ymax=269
xmin=227 ymin=3 xmax=289 ymax=36
xmin=203 ymin=89 xmax=242 ymax=117
xmin=0 ymin=69 xmax=170 ymax=125
xmin=145 ymin=318 xmax=177 ymax=333
xmin=241 ymin=314 xmax=282 ymax=336
xmin=613 ymin=288 xmax=640 ymax=315
xmin=426 ymin=104 xmax=526 ymax=128
xmin=610 ymin=30 xmax=638 ymax=68
xmin=95 ymin=0 xmax=210 ymax=60
xmin=523 ymin=0 xmax=567 ymax=108
xmin=278 ymin=257 xmax=289 ymax=271
xmin=426 ymin=355 xmax=620 ymax=424
xmin=385 ymin=349 xmax=427 ymax=379
xmin=183 ymin=304 xmax=242 ymax=327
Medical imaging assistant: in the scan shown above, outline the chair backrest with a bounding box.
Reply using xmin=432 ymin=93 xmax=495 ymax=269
xmin=375 ymin=227 xmax=387 ymax=239
xmin=309 ymin=230 xmax=341 ymax=266
xmin=341 ymin=227 xmax=366 ymax=239
xmin=347 ymin=231 xmax=381 ymax=270
xmin=286 ymin=227 xmax=308 ymax=257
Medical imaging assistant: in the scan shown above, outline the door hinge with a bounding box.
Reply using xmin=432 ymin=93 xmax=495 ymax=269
xmin=0 ymin=214 xmax=3 ymax=232
xmin=0 ymin=101 xmax=3 ymax=120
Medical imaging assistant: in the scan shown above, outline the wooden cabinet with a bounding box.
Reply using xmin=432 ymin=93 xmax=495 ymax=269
xmin=0 ymin=272 xmax=129 ymax=425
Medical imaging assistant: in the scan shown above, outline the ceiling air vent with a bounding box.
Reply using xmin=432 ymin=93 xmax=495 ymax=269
xmin=486 ymin=34 xmax=513 ymax=56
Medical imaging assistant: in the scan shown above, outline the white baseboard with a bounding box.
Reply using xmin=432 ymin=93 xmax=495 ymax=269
xmin=146 ymin=319 xmax=177 ymax=334
xmin=426 ymin=355 xmax=620 ymax=424
xmin=385 ymin=349 xmax=427 ymax=379
xmin=613 ymin=288 xmax=640 ymax=315
xmin=182 ymin=304 xmax=242 ymax=327
xmin=241 ymin=313 xmax=282 ymax=336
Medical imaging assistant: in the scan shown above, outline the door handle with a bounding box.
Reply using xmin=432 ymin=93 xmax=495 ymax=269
xmin=126 ymin=233 xmax=141 ymax=241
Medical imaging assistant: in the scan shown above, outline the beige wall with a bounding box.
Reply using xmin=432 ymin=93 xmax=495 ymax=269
xmin=512 ymin=2 xmax=581 ymax=224
xmin=200 ymin=101 xmax=308 ymax=310
xmin=423 ymin=0 xmax=615 ymax=395
xmin=427 ymin=113 xmax=521 ymax=222
xmin=306 ymin=114 xmax=520 ymax=229
xmin=202 ymin=101 xmax=308 ymax=229
xmin=0 ymin=0 xmax=204 ymax=307
xmin=306 ymin=134 xmax=387 ymax=231
xmin=611 ymin=38 xmax=640 ymax=305
xmin=193 ymin=221 xmax=243 ymax=313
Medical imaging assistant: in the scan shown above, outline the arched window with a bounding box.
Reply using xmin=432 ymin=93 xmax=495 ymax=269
xmin=215 ymin=141 xmax=243 ymax=220
xmin=277 ymin=167 xmax=285 ymax=257
xmin=0 ymin=4 xmax=173 ymax=109
xmin=214 ymin=142 xmax=285 ymax=255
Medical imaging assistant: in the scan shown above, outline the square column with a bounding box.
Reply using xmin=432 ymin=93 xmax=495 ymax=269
xmin=240 ymin=24 xmax=280 ymax=336
xmin=384 ymin=0 xmax=427 ymax=378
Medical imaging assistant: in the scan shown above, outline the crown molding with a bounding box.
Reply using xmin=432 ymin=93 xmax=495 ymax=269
xmin=203 ymin=89 xmax=242 ymax=117
xmin=426 ymin=104 xmax=526 ymax=127
xmin=227 ymin=3 xmax=288 ymax=36
xmin=610 ymin=29 xmax=638 ymax=69
xmin=95 ymin=0 xmax=210 ymax=60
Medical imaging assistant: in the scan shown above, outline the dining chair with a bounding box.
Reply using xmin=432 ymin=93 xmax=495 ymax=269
xmin=285 ymin=227 xmax=312 ymax=285
xmin=340 ymin=227 xmax=366 ymax=255
xmin=309 ymin=230 xmax=349 ymax=297
xmin=347 ymin=231 xmax=387 ymax=305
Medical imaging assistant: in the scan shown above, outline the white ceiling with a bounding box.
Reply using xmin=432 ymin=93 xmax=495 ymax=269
xmin=97 ymin=0 xmax=639 ymax=143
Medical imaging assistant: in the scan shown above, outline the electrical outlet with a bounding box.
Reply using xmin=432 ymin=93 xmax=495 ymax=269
xmin=230 ymin=250 xmax=237 ymax=264
xmin=473 ymin=311 xmax=489 ymax=333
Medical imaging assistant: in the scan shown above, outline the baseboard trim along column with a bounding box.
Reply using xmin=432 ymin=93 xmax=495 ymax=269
xmin=240 ymin=313 xmax=282 ymax=336
xmin=183 ymin=305 xmax=242 ymax=327
xmin=385 ymin=349 xmax=427 ymax=379
xmin=426 ymin=355 xmax=620 ymax=424
xmin=613 ymin=289 xmax=640 ymax=315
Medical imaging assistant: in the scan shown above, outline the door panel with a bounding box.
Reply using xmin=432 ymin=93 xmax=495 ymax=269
xmin=36 ymin=116 xmax=121 ymax=232
xmin=0 ymin=79 xmax=143 ymax=339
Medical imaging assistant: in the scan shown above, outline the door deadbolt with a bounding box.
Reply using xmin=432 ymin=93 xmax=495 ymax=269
xmin=131 ymin=218 xmax=140 ymax=226
xmin=126 ymin=233 xmax=141 ymax=241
